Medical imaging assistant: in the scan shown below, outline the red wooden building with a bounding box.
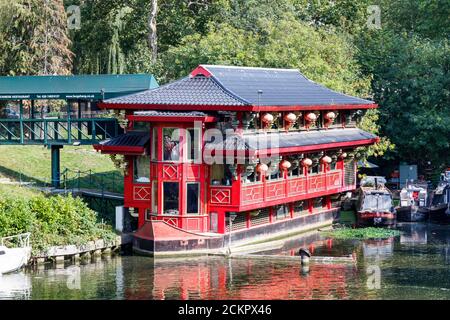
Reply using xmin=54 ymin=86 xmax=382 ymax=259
xmin=94 ymin=65 xmax=379 ymax=255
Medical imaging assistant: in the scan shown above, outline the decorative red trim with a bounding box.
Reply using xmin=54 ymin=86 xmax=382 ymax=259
xmin=93 ymin=144 xmax=145 ymax=155
xmin=98 ymin=102 xmax=377 ymax=112
xmin=190 ymin=66 xmax=212 ymax=78
xmin=128 ymin=115 xmax=217 ymax=123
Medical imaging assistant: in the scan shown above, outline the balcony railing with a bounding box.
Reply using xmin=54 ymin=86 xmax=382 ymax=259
xmin=209 ymin=170 xmax=345 ymax=209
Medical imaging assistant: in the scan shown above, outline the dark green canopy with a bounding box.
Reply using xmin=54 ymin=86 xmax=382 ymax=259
xmin=0 ymin=74 xmax=158 ymax=100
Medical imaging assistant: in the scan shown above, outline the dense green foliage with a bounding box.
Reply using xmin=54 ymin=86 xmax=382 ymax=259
xmin=0 ymin=187 xmax=116 ymax=255
xmin=323 ymin=227 xmax=401 ymax=240
xmin=357 ymin=33 xmax=450 ymax=167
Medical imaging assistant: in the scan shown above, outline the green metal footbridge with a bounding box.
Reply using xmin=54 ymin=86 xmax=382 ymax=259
xmin=0 ymin=74 xmax=158 ymax=187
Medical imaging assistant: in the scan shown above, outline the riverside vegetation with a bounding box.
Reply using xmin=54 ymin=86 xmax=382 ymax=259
xmin=323 ymin=227 xmax=401 ymax=240
xmin=0 ymin=185 xmax=116 ymax=256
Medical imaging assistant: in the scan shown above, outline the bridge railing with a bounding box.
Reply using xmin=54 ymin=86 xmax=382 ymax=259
xmin=61 ymin=168 xmax=124 ymax=194
xmin=0 ymin=118 xmax=118 ymax=145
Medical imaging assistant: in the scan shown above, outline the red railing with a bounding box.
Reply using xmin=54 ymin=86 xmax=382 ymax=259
xmin=210 ymin=170 xmax=343 ymax=208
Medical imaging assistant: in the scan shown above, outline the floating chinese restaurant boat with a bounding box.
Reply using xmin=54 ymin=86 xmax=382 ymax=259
xmin=94 ymin=65 xmax=379 ymax=255
xmin=396 ymin=181 xmax=430 ymax=222
xmin=355 ymin=176 xmax=396 ymax=227
xmin=429 ymin=170 xmax=450 ymax=223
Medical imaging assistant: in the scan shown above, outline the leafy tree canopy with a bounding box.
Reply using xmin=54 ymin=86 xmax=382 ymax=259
xmin=0 ymin=0 xmax=72 ymax=76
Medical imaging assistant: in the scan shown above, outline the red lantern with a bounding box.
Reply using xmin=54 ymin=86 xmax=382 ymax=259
xmin=280 ymin=160 xmax=292 ymax=171
xmin=284 ymin=113 xmax=296 ymax=123
xmin=321 ymin=156 xmax=332 ymax=164
xmin=256 ymin=163 xmax=269 ymax=173
xmin=261 ymin=113 xmax=274 ymax=128
xmin=283 ymin=113 xmax=297 ymax=130
xmin=305 ymin=112 xmax=317 ymax=122
xmin=302 ymin=158 xmax=312 ymax=167
xmin=325 ymin=112 xmax=336 ymax=120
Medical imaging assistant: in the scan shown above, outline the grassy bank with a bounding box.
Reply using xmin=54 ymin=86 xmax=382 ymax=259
xmin=0 ymin=145 xmax=123 ymax=193
xmin=0 ymin=185 xmax=116 ymax=256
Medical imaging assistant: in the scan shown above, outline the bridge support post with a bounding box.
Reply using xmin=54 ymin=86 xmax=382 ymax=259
xmin=51 ymin=145 xmax=63 ymax=188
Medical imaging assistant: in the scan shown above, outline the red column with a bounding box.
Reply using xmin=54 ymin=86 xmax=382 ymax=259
xmin=138 ymin=207 xmax=145 ymax=228
xmin=217 ymin=210 xmax=226 ymax=234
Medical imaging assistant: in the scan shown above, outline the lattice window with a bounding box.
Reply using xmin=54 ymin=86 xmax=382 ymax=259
xmin=225 ymin=213 xmax=247 ymax=232
xmin=251 ymin=208 xmax=270 ymax=226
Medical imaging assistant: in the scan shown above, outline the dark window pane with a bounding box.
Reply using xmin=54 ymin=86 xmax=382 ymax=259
xmin=163 ymin=128 xmax=180 ymax=161
xmin=276 ymin=205 xmax=289 ymax=220
xmin=187 ymin=128 xmax=200 ymax=161
xmin=133 ymin=156 xmax=150 ymax=183
xmin=187 ymin=183 xmax=199 ymax=214
xmin=314 ymin=197 xmax=324 ymax=209
xmin=163 ymin=182 xmax=179 ymax=214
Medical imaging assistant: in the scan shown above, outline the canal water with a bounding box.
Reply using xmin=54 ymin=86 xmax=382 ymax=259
xmin=1 ymin=223 xmax=450 ymax=300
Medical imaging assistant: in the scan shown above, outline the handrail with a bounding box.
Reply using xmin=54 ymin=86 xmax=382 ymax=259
xmin=1 ymin=232 xmax=31 ymax=248
xmin=0 ymin=117 xmax=118 ymax=145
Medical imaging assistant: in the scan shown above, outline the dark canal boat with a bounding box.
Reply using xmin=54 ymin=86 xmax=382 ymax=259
xmin=355 ymin=176 xmax=396 ymax=227
xmin=396 ymin=182 xmax=429 ymax=222
xmin=429 ymin=170 xmax=450 ymax=223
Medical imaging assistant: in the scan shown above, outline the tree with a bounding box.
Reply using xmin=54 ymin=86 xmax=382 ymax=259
xmin=378 ymin=0 xmax=450 ymax=40
xmin=0 ymin=0 xmax=72 ymax=76
xmin=357 ymin=31 xmax=450 ymax=169
xmin=148 ymin=0 xmax=158 ymax=63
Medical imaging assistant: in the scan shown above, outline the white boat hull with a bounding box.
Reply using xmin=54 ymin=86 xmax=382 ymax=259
xmin=0 ymin=247 xmax=31 ymax=275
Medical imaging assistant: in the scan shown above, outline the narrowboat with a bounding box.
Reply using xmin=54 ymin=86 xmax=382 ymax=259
xmin=355 ymin=176 xmax=396 ymax=227
xmin=396 ymin=181 xmax=429 ymax=222
xmin=429 ymin=170 xmax=450 ymax=223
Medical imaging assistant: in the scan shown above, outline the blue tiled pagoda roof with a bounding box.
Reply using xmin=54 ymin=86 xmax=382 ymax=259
xmin=102 ymin=65 xmax=375 ymax=110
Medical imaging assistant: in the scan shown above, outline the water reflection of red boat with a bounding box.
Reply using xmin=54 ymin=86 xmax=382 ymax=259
xmin=124 ymin=235 xmax=358 ymax=300
xmin=125 ymin=259 xmax=355 ymax=300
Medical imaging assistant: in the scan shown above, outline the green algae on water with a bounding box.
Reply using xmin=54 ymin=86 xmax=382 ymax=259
xmin=323 ymin=227 xmax=401 ymax=240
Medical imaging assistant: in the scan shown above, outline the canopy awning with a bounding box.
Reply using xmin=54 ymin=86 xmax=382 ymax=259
xmin=204 ymin=128 xmax=378 ymax=156
xmin=94 ymin=131 xmax=150 ymax=155
xmin=0 ymin=74 xmax=158 ymax=100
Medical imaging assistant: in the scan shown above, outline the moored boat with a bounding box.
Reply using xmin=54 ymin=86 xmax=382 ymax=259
xmin=355 ymin=176 xmax=396 ymax=227
xmin=429 ymin=170 xmax=450 ymax=223
xmin=396 ymin=182 xmax=430 ymax=222
xmin=0 ymin=233 xmax=31 ymax=275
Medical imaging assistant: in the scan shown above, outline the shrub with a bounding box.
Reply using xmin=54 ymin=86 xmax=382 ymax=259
xmin=0 ymin=189 xmax=116 ymax=255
